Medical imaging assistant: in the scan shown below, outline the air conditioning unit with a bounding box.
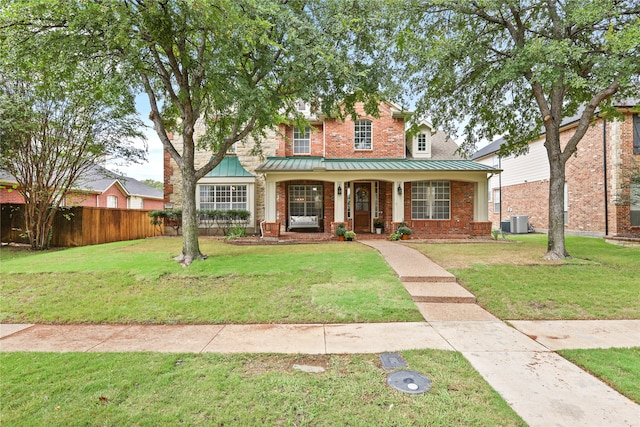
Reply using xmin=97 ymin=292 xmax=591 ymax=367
xmin=511 ymin=215 xmax=528 ymax=234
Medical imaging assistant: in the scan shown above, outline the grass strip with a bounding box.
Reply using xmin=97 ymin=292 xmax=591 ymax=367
xmin=0 ymin=351 xmax=525 ymax=426
xmin=558 ymin=347 xmax=640 ymax=404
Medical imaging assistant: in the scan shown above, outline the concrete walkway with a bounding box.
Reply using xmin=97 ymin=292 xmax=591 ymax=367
xmin=1 ymin=240 xmax=639 ymax=426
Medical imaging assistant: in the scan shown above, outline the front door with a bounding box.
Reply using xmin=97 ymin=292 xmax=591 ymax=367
xmin=354 ymin=183 xmax=371 ymax=233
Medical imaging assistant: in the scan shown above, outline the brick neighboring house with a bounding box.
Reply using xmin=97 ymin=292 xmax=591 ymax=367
xmin=0 ymin=164 xmax=164 ymax=210
xmin=472 ymin=102 xmax=640 ymax=238
xmin=165 ymin=101 xmax=500 ymax=238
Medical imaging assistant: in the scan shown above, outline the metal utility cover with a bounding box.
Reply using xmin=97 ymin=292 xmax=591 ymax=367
xmin=387 ymin=370 xmax=432 ymax=395
xmin=379 ymin=353 xmax=408 ymax=370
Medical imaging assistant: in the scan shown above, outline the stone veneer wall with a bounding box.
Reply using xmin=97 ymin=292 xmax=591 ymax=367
xmin=164 ymin=122 xmax=278 ymax=228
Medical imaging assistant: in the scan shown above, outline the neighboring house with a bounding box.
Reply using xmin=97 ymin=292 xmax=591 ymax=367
xmin=0 ymin=164 xmax=164 ymax=210
xmin=165 ymin=101 xmax=499 ymax=238
xmin=472 ymin=101 xmax=640 ymax=238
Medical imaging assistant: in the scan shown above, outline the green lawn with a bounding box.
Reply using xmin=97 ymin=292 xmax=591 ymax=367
xmin=0 ymin=351 xmax=525 ymax=426
xmin=559 ymin=347 xmax=640 ymax=404
xmin=0 ymin=238 xmax=423 ymax=324
xmin=410 ymin=235 xmax=640 ymax=320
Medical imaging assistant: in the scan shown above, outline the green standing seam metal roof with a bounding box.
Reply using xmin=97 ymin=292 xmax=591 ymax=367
xmin=256 ymin=157 xmax=501 ymax=173
xmin=205 ymin=156 xmax=254 ymax=177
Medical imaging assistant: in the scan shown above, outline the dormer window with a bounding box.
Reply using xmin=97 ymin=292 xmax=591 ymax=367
xmin=412 ymin=128 xmax=431 ymax=158
xmin=297 ymin=100 xmax=308 ymax=111
xmin=417 ymin=133 xmax=427 ymax=152
xmin=293 ymin=126 xmax=311 ymax=154
xmin=354 ymin=119 xmax=372 ymax=150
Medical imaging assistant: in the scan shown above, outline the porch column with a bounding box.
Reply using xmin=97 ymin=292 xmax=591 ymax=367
xmin=392 ymin=180 xmax=405 ymax=223
xmin=475 ymin=180 xmax=489 ymax=222
xmin=264 ymin=180 xmax=277 ymax=222
xmin=334 ymin=181 xmax=345 ymax=222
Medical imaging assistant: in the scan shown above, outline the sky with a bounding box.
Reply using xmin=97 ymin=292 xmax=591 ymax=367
xmin=105 ymin=95 xmax=164 ymax=183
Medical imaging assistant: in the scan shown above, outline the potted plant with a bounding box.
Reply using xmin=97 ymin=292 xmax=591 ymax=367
xmin=397 ymin=224 xmax=412 ymax=240
xmin=389 ymin=232 xmax=401 ymax=241
xmin=344 ymin=230 xmax=357 ymax=241
xmin=373 ymin=218 xmax=384 ymax=234
xmin=335 ymin=223 xmax=347 ymax=241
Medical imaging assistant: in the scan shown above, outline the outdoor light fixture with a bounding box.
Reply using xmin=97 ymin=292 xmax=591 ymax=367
xmin=337 ymin=185 xmax=342 ymax=195
xmin=397 ymin=185 xmax=403 ymax=195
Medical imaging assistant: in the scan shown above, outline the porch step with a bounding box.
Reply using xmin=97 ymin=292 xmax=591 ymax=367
xmin=403 ymin=282 xmax=477 ymax=304
xmin=399 ymin=274 xmax=457 ymax=283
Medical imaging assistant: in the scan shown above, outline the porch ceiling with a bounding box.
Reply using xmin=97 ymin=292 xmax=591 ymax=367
xmin=256 ymin=157 xmax=501 ymax=173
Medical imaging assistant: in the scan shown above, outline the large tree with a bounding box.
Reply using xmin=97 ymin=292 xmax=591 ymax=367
xmin=102 ymin=0 xmax=385 ymax=265
xmin=396 ymin=0 xmax=640 ymax=259
xmin=2 ymin=0 xmax=385 ymax=264
xmin=0 ymin=6 xmax=144 ymax=250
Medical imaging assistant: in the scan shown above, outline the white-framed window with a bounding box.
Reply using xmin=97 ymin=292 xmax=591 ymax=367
xmin=297 ymin=100 xmax=307 ymax=111
xmin=289 ymin=185 xmax=322 ymax=217
xmin=293 ymin=126 xmax=311 ymax=155
xmin=631 ymin=181 xmax=640 ymax=227
xmin=199 ymin=185 xmax=247 ymax=211
xmin=354 ymin=119 xmax=372 ymax=150
xmin=417 ymin=133 xmax=427 ymax=152
xmin=411 ymin=181 xmax=450 ymax=220
xmin=107 ymin=195 xmax=118 ymax=208
xmin=493 ymin=188 xmax=501 ymax=213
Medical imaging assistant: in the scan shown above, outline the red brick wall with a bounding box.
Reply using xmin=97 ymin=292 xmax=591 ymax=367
xmin=488 ymin=113 xmax=639 ymax=237
xmin=97 ymin=184 xmax=128 ymax=208
xmin=64 ymin=191 xmax=97 ymax=207
xmin=143 ymin=199 xmax=165 ymax=210
xmin=324 ymin=103 xmax=405 ymax=159
xmin=490 ymin=180 xmax=549 ymax=231
xmin=276 ymin=124 xmax=324 ymax=157
xmin=0 ymin=186 xmax=24 ymax=204
xmin=403 ymin=181 xmax=490 ymax=238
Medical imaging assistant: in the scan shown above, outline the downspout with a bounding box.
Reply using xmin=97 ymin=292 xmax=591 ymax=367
xmin=499 ymin=156 xmax=502 ymax=228
xmin=603 ymin=119 xmax=609 ymax=236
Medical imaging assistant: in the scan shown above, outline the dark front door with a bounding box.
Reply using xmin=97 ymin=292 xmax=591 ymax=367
xmin=354 ymin=183 xmax=371 ymax=233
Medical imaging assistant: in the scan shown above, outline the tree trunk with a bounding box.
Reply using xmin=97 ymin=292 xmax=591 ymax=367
xmin=545 ymin=135 xmax=571 ymax=260
xmin=175 ymin=169 xmax=206 ymax=266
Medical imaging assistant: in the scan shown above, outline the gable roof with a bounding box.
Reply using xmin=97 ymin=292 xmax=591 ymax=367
xmin=1 ymin=165 xmax=163 ymax=199
xmin=256 ymin=157 xmax=499 ymax=173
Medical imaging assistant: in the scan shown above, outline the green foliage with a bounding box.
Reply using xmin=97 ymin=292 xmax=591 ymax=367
xmin=397 ymin=224 xmax=412 ymax=235
xmin=0 ymin=0 xmax=145 ymax=250
xmin=344 ymin=230 xmax=357 ymax=240
xmin=335 ymin=223 xmax=347 ymax=236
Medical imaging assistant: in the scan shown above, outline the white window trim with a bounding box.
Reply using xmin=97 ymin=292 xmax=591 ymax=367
xmin=411 ymin=181 xmax=451 ymax=220
xmin=354 ymin=119 xmax=372 ymax=150
xmin=293 ymin=126 xmax=311 ymax=155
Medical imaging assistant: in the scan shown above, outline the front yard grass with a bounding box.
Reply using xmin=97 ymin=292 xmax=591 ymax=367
xmin=558 ymin=347 xmax=640 ymax=404
xmin=0 ymin=350 xmax=525 ymax=426
xmin=0 ymin=238 xmax=423 ymax=324
xmin=410 ymin=235 xmax=640 ymax=320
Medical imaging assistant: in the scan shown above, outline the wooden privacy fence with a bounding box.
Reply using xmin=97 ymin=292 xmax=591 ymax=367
xmin=1 ymin=204 xmax=163 ymax=247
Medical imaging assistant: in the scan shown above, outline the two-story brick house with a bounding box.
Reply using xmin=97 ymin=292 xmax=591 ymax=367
xmin=472 ymin=102 xmax=640 ymax=238
xmin=164 ymin=101 xmax=500 ymax=238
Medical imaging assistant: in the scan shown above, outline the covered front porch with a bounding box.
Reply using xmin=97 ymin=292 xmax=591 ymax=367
xmin=256 ymin=157 xmax=500 ymax=240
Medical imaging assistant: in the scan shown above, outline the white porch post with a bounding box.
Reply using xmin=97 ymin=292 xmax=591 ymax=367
xmin=475 ymin=179 xmax=489 ymax=222
xmin=392 ymin=180 xmax=405 ymax=223
xmin=264 ymin=179 xmax=277 ymax=222
xmin=334 ymin=181 xmax=345 ymax=222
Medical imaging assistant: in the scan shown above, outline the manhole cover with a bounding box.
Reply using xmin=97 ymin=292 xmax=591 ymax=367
xmin=386 ymin=370 xmax=431 ymax=395
xmin=379 ymin=353 xmax=407 ymax=370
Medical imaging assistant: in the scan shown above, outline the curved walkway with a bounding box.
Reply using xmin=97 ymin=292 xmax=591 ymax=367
xmin=2 ymin=240 xmax=639 ymax=426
